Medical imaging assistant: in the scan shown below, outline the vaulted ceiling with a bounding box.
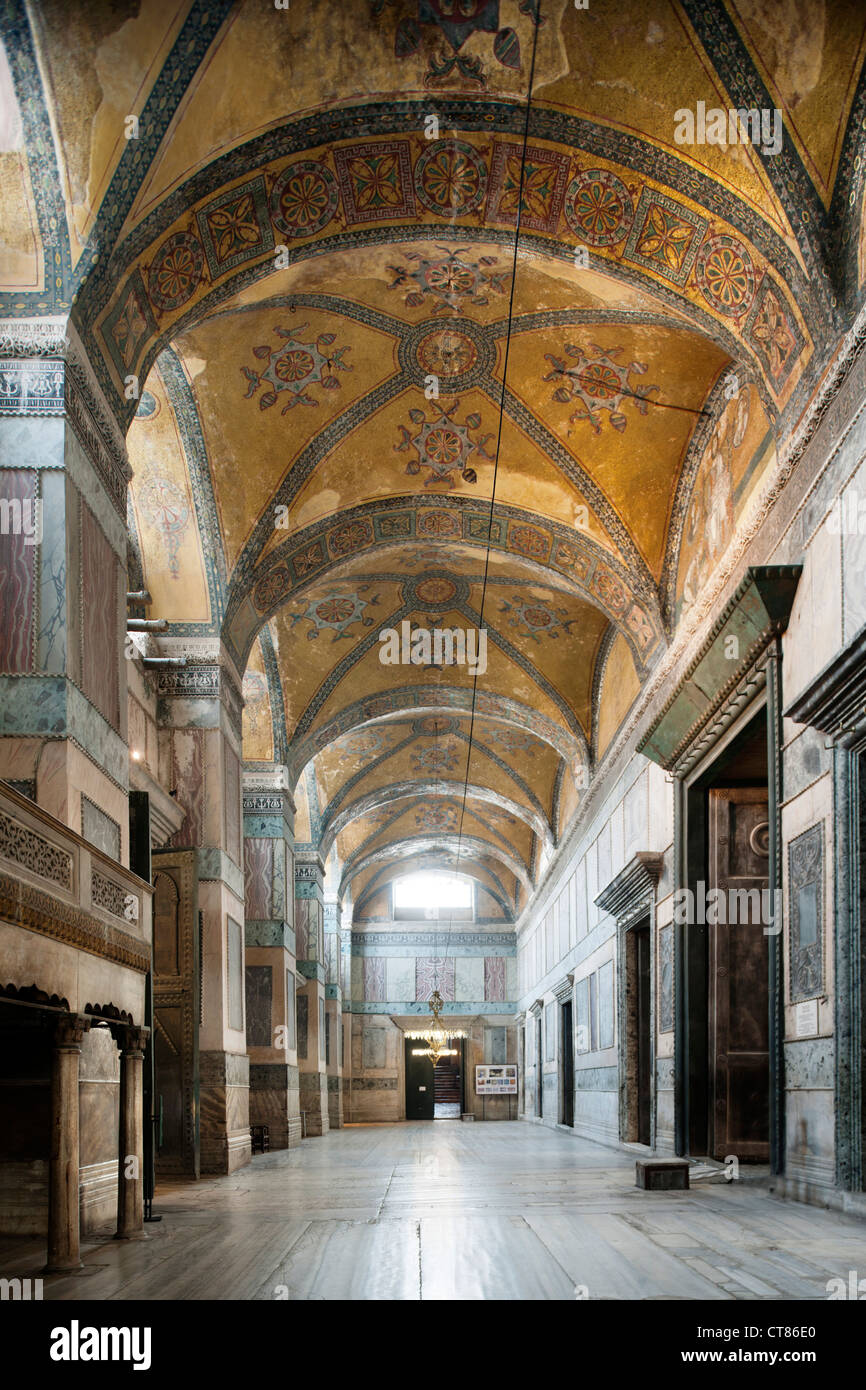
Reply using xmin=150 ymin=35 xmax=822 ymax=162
xmin=4 ymin=0 xmax=866 ymax=918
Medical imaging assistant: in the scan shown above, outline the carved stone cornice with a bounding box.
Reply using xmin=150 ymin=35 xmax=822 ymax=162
xmin=243 ymin=791 xmax=294 ymax=814
xmin=0 ymin=318 xmax=130 ymax=516
xmin=295 ymin=852 xmax=325 ymax=878
xmin=529 ymin=998 xmax=544 ymax=1018
xmin=0 ymin=316 xmax=69 ymax=357
xmin=638 ymin=566 xmax=801 ymax=773
xmin=0 ymin=871 xmax=150 ymax=974
xmin=155 ymin=643 xmax=244 ymax=741
xmin=552 ymin=974 xmax=574 ymax=1003
xmin=786 ymin=622 xmax=866 ymax=753
xmin=242 ymin=764 xmax=296 ymax=819
xmin=596 ymin=852 xmax=664 ymax=925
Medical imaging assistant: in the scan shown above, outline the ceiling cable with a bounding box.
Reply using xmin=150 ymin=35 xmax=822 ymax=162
xmin=438 ymin=5 xmax=543 ymax=985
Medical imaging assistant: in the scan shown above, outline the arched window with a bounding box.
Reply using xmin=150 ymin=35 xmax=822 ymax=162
xmin=392 ymin=872 xmax=473 ymax=922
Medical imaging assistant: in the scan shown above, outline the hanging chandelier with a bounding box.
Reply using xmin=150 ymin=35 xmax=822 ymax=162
xmin=405 ymin=990 xmax=466 ymax=1066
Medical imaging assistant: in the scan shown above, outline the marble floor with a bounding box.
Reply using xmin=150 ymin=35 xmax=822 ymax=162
xmin=4 ymin=1121 xmax=866 ymax=1300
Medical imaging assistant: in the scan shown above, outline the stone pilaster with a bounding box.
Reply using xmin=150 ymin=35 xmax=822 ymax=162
xmin=0 ymin=318 xmax=131 ymax=862
xmin=156 ymin=637 xmax=250 ymax=1173
xmin=244 ymin=765 xmax=302 ymax=1149
xmin=296 ymin=852 xmax=328 ymax=1136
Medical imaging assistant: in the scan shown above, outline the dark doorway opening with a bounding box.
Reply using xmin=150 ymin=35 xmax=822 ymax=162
xmin=433 ymin=1044 xmax=463 ymax=1118
xmin=685 ymin=714 xmax=770 ymax=1161
xmin=623 ymin=917 xmax=652 ymax=1145
xmin=535 ymin=1014 xmax=543 ymax=1118
xmin=560 ymin=1000 xmax=574 ymax=1127
xmin=636 ymin=923 xmax=652 ymax=1145
xmin=404 ymin=1039 xmax=464 ymax=1119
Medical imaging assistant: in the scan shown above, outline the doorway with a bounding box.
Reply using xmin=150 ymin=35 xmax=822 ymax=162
xmin=535 ymin=1013 xmax=543 ymax=1118
xmin=560 ymin=1000 xmax=574 ymax=1127
xmin=433 ymin=1045 xmax=463 ymax=1118
xmin=685 ymin=714 xmax=770 ymax=1160
xmin=623 ymin=919 xmax=653 ymax=1145
xmin=404 ymin=1039 xmax=464 ymax=1119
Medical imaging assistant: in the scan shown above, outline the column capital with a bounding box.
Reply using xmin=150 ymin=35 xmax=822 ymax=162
xmin=295 ymin=851 xmax=325 ymax=878
xmin=52 ymin=1013 xmax=91 ymax=1051
xmin=114 ymin=1024 xmax=150 ymax=1056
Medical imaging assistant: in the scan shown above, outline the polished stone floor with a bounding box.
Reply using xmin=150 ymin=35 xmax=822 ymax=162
xmin=4 ymin=1121 xmax=866 ymax=1300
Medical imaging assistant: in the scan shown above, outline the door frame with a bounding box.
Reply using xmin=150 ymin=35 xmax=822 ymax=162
xmin=596 ymin=855 xmax=662 ymax=1150
xmin=403 ymin=1037 xmax=435 ymax=1120
xmin=621 ymin=916 xmax=653 ymax=1146
xmin=707 ymin=785 xmax=771 ymax=1161
xmin=679 ymin=683 xmax=783 ymax=1167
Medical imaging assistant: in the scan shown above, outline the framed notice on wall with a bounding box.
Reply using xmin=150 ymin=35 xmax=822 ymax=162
xmin=475 ymin=1064 xmax=517 ymax=1095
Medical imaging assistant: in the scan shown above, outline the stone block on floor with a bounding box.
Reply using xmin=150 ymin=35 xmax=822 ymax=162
xmin=635 ymin=1159 xmax=690 ymax=1191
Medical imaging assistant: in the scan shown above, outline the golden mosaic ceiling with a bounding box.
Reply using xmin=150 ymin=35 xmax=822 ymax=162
xmin=5 ymin=0 xmax=866 ymax=915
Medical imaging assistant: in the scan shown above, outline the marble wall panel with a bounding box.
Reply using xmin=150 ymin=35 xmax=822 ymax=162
xmin=170 ymin=728 xmax=204 ymax=849
xmin=0 ymin=468 xmax=36 ymax=673
xmin=363 ymin=1025 xmax=387 ymax=1070
xmin=80 ymin=499 xmax=120 ymax=731
xmin=244 ymin=837 xmax=273 ymax=920
xmin=415 ymin=957 xmax=454 ymax=1002
xmin=386 ymin=956 xmax=414 ymax=1000
xmin=484 ymin=955 xmax=506 ymax=1002
xmin=227 ymin=917 xmax=244 ymax=1031
xmin=362 ymin=957 xmax=386 ymax=1002
xmin=286 ymin=969 xmax=296 ymax=1050
xmin=598 ymin=960 xmax=614 ymax=1050
xmin=455 ymin=957 xmax=484 ymax=1002
xmin=297 ymin=994 xmax=308 ymax=1060
xmin=272 ymin=839 xmax=287 ymax=920
xmin=37 ymin=469 xmax=66 ymax=674
xmin=225 ymin=746 xmax=241 ymax=867
xmin=245 ymin=964 xmax=272 ymax=1047
xmin=658 ymin=923 xmax=674 ymax=1033
xmin=295 ymin=898 xmax=309 ymax=961
xmin=81 ymin=794 xmax=121 ymax=861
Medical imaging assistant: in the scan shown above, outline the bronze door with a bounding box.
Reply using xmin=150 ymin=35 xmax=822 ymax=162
xmin=708 ymin=788 xmax=770 ymax=1160
xmin=404 ymin=1041 xmax=434 ymax=1119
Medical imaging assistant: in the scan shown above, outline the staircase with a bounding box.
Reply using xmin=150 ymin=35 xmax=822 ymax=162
xmin=433 ymin=1054 xmax=462 ymax=1117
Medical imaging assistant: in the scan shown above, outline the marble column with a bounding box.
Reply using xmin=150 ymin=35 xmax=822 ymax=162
xmin=0 ymin=319 xmax=131 ymax=862
xmin=114 ymin=1025 xmax=149 ymax=1240
xmin=156 ymin=637 xmax=250 ymax=1173
xmin=296 ymin=853 xmax=329 ymax=1136
xmin=45 ymin=1013 xmax=91 ymax=1274
xmin=324 ymin=896 xmax=344 ymax=1130
xmin=244 ymin=766 xmax=303 ymax=1149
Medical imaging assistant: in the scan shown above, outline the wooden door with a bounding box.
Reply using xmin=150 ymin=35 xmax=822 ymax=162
xmin=404 ymin=1040 xmax=434 ymax=1119
xmin=708 ymin=788 xmax=770 ymax=1160
xmin=561 ymin=1000 xmax=574 ymax=1127
xmin=151 ymin=850 xmax=200 ymax=1176
xmin=636 ymin=925 xmax=651 ymax=1146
